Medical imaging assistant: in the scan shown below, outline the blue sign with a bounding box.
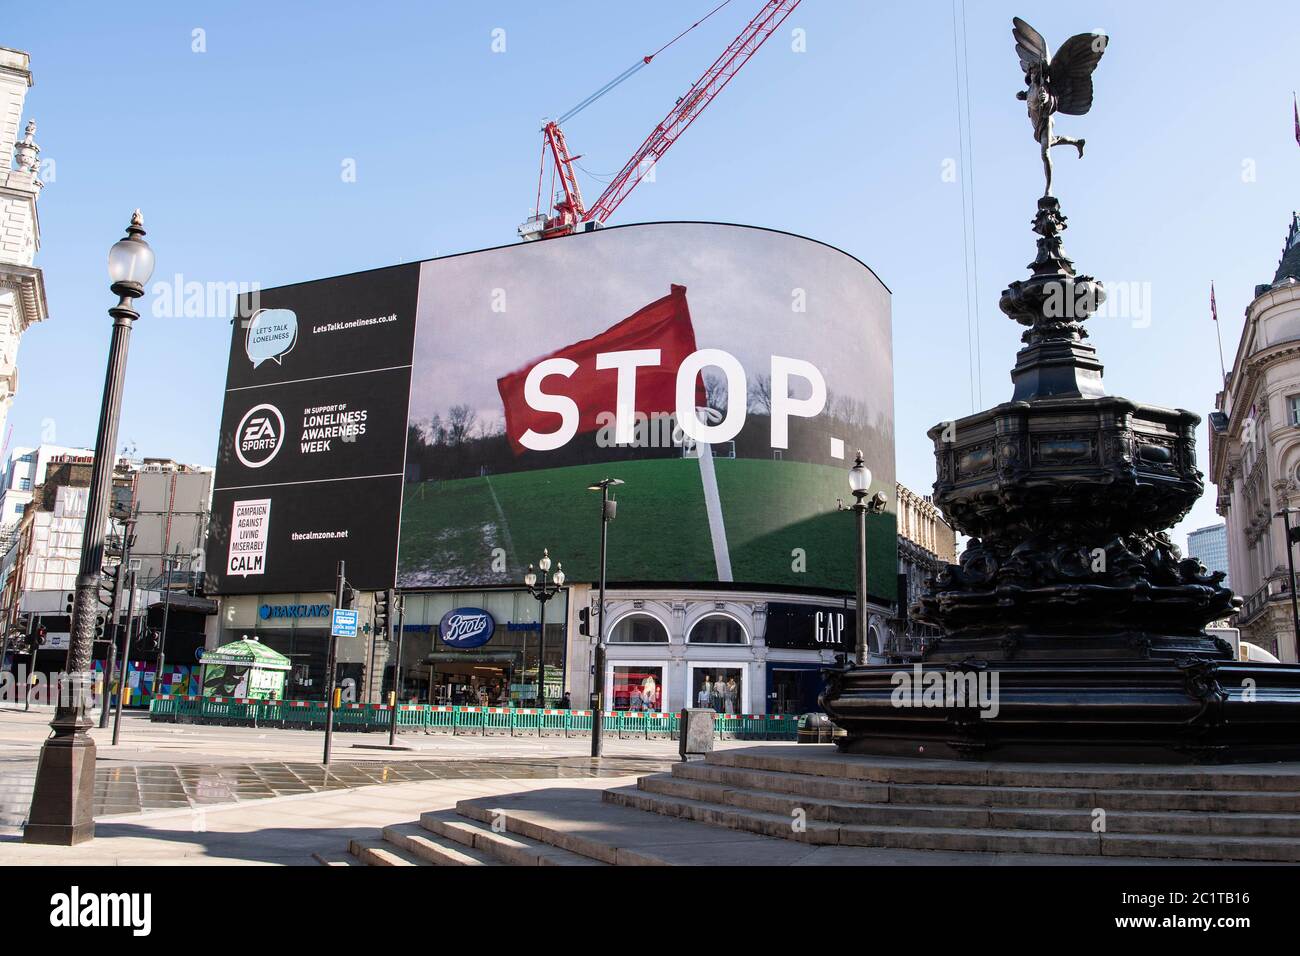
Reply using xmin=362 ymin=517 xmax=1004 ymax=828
xmin=438 ymin=608 xmax=495 ymax=649
xmin=331 ymin=608 xmax=359 ymax=638
xmin=259 ymin=602 xmax=331 ymax=621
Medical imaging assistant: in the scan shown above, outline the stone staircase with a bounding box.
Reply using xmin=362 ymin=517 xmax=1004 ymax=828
xmin=323 ymin=745 xmax=1300 ymax=865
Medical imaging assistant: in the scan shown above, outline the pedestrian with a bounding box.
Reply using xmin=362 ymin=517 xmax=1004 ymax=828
xmin=559 ymin=691 xmax=572 ymax=710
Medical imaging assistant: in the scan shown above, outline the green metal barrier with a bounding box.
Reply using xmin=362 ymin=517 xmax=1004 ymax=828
xmin=426 ymin=706 xmax=455 ymax=733
xmin=538 ymin=709 xmax=568 ymax=736
xmin=566 ymin=710 xmax=593 ymax=735
xmin=714 ymin=714 xmax=743 ymax=739
xmin=149 ymin=696 xmax=805 ymax=739
xmin=395 ymin=704 xmax=427 ymax=729
xmin=453 ymin=706 xmax=485 ymax=735
xmin=510 ymin=708 xmax=541 ymax=736
xmin=645 ymin=712 xmax=676 ymax=738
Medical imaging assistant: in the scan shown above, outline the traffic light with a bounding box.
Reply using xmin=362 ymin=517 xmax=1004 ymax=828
xmin=64 ymin=592 xmax=74 ymax=615
xmin=99 ymin=563 xmax=119 ymax=607
xmin=1289 ymin=524 xmax=1300 ymax=546
xmin=375 ymin=588 xmax=393 ymax=638
xmin=341 ymin=584 xmax=357 ymax=610
xmin=578 ymin=607 xmax=591 ymax=637
xmin=93 ymin=613 xmax=107 ymax=641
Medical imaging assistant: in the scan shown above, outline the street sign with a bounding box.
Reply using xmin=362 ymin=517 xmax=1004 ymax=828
xmin=331 ymin=608 xmax=359 ymax=638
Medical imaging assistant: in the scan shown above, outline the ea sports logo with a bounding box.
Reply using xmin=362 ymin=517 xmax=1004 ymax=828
xmin=235 ymin=403 xmax=285 ymax=468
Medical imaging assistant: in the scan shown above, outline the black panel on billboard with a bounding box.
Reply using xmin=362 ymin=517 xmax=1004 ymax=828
xmin=763 ymin=601 xmax=855 ymax=650
xmin=206 ymin=264 xmax=419 ymax=594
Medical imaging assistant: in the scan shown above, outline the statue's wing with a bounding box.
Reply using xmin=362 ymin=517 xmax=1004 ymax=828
xmin=1048 ymin=32 xmax=1108 ymax=115
xmin=1012 ymin=17 xmax=1048 ymax=72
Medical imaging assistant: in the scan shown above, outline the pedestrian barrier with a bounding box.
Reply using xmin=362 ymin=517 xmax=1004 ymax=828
xmin=147 ymin=696 xmax=800 ymax=740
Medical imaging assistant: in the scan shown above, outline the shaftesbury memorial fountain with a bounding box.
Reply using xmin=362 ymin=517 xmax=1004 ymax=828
xmin=824 ymin=18 xmax=1300 ymax=763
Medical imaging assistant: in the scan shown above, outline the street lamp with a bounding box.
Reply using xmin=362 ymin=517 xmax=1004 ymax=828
xmin=522 ymin=549 xmax=565 ymax=708
xmin=586 ymin=477 xmax=623 ymax=757
xmin=847 ymin=451 xmax=886 ymax=666
xmin=25 ymin=211 xmax=153 ymax=846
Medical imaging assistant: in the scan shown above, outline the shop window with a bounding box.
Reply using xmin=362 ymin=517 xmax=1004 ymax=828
xmin=687 ymin=614 xmax=747 ymax=645
xmin=612 ymin=665 xmax=663 ymax=711
xmin=609 ymin=613 xmax=669 ymax=643
xmin=692 ymin=667 xmax=744 ymax=714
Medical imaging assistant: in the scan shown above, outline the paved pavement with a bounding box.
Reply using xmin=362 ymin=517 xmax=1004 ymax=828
xmin=0 ymin=705 xmax=781 ymax=861
xmin=0 ymin=774 xmax=642 ymax=865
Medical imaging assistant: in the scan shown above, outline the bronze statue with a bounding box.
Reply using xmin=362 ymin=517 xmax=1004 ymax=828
xmin=1012 ymin=17 xmax=1107 ymax=196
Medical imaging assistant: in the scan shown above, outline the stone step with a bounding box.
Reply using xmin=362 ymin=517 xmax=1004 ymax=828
xmin=606 ymin=785 xmax=1300 ymax=862
xmin=644 ymin=773 xmax=1300 ymax=837
xmin=346 ymin=838 xmax=431 ymax=866
xmin=419 ymin=808 xmax=606 ymax=866
xmin=382 ymin=822 xmax=501 ymax=865
xmin=709 ymin=747 xmax=1300 ymax=792
xmin=312 ymin=850 xmax=361 ymax=866
xmin=674 ymin=760 xmax=1300 ymax=813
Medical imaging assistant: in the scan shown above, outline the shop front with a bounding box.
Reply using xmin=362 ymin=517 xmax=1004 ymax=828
xmin=214 ymin=593 xmax=368 ymax=701
xmin=393 ymin=589 xmax=569 ymax=707
xmin=593 ymin=589 xmax=883 ymax=715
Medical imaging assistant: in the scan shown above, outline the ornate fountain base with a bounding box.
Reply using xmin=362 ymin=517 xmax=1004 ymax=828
xmin=822 ymin=658 xmax=1300 ymax=764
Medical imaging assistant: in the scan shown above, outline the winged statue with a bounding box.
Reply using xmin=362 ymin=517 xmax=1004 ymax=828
xmin=1012 ymin=17 xmax=1108 ymax=196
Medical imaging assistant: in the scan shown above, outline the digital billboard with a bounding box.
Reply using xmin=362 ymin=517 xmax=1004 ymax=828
xmin=206 ymin=222 xmax=895 ymax=598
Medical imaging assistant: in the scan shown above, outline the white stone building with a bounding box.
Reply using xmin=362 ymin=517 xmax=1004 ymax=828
xmin=0 ymin=444 xmax=94 ymax=538
xmin=0 ymin=48 xmax=46 ymax=447
xmin=1209 ymin=212 xmax=1300 ymax=662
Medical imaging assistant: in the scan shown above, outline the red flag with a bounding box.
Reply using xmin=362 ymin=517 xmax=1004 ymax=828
xmin=1210 ymin=281 xmax=1218 ymax=322
xmin=496 ymin=284 xmax=704 ymax=454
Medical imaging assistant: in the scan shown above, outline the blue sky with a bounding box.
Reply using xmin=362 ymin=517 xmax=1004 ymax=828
xmin=5 ymin=0 xmax=1298 ymax=550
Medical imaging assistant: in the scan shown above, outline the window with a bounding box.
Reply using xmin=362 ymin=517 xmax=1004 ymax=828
xmin=688 ymin=614 xmax=747 ymax=645
xmin=18 ymin=478 xmax=30 ymax=491
xmin=13 ymin=503 xmax=24 ymax=515
xmin=612 ymin=665 xmax=663 ymax=711
xmin=608 ymin=613 xmax=669 ymax=644
xmin=691 ymin=667 xmax=745 ymax=714
xmin=18 ymin=453 xmax=33 ymax=463
xmin=1289 ymin=395 xmax=1300 ymax=427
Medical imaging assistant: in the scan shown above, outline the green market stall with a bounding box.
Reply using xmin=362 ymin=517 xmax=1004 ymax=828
xmin=200 ymin=637 xmax=290 ymax=700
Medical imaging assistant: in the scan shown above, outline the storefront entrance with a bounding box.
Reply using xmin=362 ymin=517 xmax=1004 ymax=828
xmin=425 ymin=651 xmax=519 ymax=706
xmin=767 ymin=663 xmax=827 ymax=715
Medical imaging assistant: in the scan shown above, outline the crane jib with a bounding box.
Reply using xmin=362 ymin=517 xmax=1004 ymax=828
xmin=521 ymin=0 xmax=802 ymax=241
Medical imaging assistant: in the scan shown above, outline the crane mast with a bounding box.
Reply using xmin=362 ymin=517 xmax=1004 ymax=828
xmin=520 ymin=0 xmax=802 ymax=241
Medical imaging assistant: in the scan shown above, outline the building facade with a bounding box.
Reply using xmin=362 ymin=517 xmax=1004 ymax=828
xmin=207 ymin=481 xmax=957 ymax=715
xmin=1209 ymin=212 xmax=1300 ymax=662
xmin=0 ymin=48 xmax=47 ymax=445
xmin=0 ymin=454 xmax=215 ymax=692
xmin=891 ymin=481 xmax=958 ymax=660
xmin=1186 ymin=522 xmax=1230 ymax=589
xmin=0 ymin=443 xmax=95 ymax=546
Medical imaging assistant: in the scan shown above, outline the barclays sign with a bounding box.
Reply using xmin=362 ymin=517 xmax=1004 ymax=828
xmin=438 ymin=608 xmax=496 ymax=649
xmin=259 ymin=602 xmax=331 ymax=621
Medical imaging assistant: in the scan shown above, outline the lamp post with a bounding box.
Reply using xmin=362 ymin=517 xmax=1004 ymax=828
xmin=523 ymin=549 xmax=565 ymax=708
xmin=25 ymin=211 xmax=154 ymax=845
xmin=847 ymin=451 xmax=887 ymax=666
xmin=587 ymin=477 xmax=622 ymax=758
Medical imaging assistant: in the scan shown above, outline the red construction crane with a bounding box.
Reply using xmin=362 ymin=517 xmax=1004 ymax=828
xmin=518 ymin=0 xmax=802 ymax=241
